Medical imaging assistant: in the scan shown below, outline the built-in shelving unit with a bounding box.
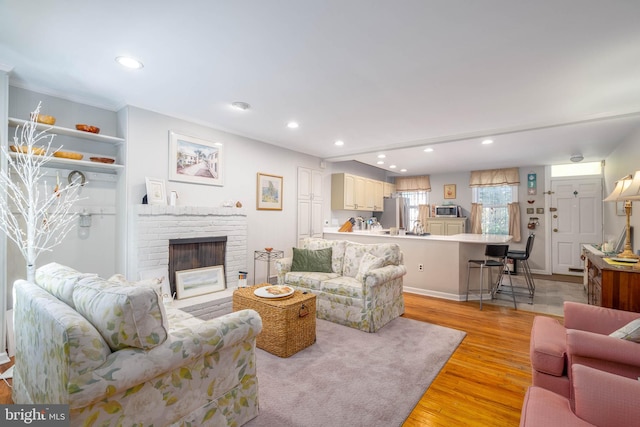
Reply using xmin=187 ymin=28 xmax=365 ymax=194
xmin=8 ymin=117 xmax=125 ymax=173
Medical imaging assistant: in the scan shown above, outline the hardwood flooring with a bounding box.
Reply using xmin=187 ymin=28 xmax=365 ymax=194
xmin=0 ymin=294 xmax=554 ymax=426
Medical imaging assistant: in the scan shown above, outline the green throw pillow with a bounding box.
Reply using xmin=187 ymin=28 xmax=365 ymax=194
xmin=291 ymin=247 xmax=333 ymax=273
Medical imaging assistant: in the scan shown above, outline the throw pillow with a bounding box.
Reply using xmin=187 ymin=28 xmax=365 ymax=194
xmin=609 ymin=318 xmax=640 ymax=343
xmin=291 ymin=247 xmax=333 ymax=273
xmin=73 ymin=276 xmax=169 ymax=351
xmin=355 ymin=253 xmax=385 ymax=283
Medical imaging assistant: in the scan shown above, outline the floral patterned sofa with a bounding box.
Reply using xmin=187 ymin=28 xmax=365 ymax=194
xmin=275 ymin=237 xmax=406 ymax=332
xmin=12 ymin=262 xmax=262 ymax=426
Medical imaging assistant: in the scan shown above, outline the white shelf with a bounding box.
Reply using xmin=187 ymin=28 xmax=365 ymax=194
xmin=8 ymin=117 xmax=125 ymax=145
xmin=9 ymin=153 xmax=124 ymax=174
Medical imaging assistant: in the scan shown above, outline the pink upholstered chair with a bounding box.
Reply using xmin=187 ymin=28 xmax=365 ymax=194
xmin=520 ymin=364 xmax=640 ymax=427
xmin=530 ymin=301 xmax=640 ymax=398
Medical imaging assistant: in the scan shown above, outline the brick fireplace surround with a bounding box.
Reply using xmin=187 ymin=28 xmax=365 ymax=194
xmin=131 ymin=205 xmax=247 ymax=319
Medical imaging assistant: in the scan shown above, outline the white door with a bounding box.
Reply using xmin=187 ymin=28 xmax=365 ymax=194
xmin=297 ymin=167 xmax=323 ymax=245
xmin=551 ymin=178 xmax=602 ymax=275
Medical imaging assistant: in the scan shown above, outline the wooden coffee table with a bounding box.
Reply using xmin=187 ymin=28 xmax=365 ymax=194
xmin=233 ymin=284 xmax=316 ymax=357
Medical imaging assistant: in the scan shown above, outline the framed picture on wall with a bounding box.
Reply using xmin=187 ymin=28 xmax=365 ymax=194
xmin=444 ymin=184 xmax=456 ymax=199
xmin=257 ymin=173 xmax=283 ymax=210
xmin=168 ymin=131 xmax=224 ymax=186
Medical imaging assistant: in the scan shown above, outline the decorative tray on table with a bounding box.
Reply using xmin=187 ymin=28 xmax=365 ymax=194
xmin=254 ymin=285 xmax=295 ymax=299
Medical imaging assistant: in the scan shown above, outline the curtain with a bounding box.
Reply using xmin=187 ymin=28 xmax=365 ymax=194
xmin=469 ymin=167 xmax=520 ymax=187
xmin=470 ymin=203 xmax=483 ymax=234
xmin=508 ymin=203 xmax=521 ymax=242
xmin=395 ymin=175 xmax=431 ymax=191
xmin=418 ymin=204 xmax=430 ymax=226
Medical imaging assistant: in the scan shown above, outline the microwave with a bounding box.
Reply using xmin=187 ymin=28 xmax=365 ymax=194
xmin=435 ymin=205 xmax=459 ymax=217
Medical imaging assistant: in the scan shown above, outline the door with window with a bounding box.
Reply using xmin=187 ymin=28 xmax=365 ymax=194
xmin=551 ymin=178 xmax=602 ymax=275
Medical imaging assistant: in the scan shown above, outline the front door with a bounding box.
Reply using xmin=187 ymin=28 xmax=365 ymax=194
xmin=551 ymin=178 xmax=602 ymax=275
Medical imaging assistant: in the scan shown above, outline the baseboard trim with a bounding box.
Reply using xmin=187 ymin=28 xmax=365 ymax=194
xmin=403 ymin=287 xmax=491 ymax=302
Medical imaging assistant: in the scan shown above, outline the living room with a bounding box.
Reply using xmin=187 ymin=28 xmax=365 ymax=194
xmin=2 ymin=2 xmax=640 ymax=426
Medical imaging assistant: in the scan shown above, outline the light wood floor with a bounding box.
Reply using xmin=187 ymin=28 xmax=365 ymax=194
xmin=0 ymin=293 xmax=557 ymax=426
xmin=402 ymin=293 xmax=559 ymax=427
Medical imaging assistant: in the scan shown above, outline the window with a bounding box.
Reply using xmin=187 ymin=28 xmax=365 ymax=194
xmin=551 ymin=161 xmax=602 ymax=178
xmin=473 ymin=185 xmax=518 ymax=235
xmin=397 ymin=191 xmax=429 ymax=225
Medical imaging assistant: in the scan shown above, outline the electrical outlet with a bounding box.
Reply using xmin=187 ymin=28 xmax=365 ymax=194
xmin=418 ymin=263 xmax=424 ymax=272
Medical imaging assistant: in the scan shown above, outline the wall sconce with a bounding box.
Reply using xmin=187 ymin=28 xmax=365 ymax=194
xmin=78 ymin=209 xmax=92 ymax=239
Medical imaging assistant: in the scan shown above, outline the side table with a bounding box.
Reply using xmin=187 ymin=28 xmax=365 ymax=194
xmin=254 ymin=249 xmax=284 ymax=285
xmin=233 ymin=284 xmax=316 ymax=357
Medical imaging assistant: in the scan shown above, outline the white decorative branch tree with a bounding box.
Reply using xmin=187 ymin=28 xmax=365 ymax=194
xmin=0 ymin=103 xmax=83 ymax=282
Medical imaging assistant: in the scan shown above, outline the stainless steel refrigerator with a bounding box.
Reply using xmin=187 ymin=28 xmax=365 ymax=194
xmin=377 ymin=197 xmax=409 ymax=229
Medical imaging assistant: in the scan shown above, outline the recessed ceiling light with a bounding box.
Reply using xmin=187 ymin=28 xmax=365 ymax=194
xmin=115 ymin=56 xmax=143 ymax=69
xmin=424 ymin=147 xmax=434 ymax=153
xmin=287 ymin=121 xmax=299 ymax=129
xmin=377 ymin=154 xmax=386 ymax=159
xmin=377 ymin=161 xmax=384 ymax=165
xmin=400 ymin=169 xmax=407 ymax=172
xmin=389 ymin=165 xmax=397 ymax=169
xmin=482 ymin=139 xmax=494 ymax=145
xmin=231 ymin=101 xmax=250 ymax=111
xmin=334 ymin=140 xmax=344 ymax=146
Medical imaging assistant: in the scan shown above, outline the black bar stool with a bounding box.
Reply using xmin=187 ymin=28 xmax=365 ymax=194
xmin=466 ymin=244 xmax=516 ymax=310
xmin=506 ymin=233 xmax=536 ymax=300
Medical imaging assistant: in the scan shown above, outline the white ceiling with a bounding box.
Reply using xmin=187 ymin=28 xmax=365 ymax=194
xmin=2 ymin=1 xmax=640 ymax=175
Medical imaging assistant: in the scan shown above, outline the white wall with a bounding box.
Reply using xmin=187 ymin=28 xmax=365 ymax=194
xmin=123 ymin=106 xmax=327 ymax=283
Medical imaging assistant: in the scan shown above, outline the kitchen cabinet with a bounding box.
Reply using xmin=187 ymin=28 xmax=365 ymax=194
xmin=383 ymin=182 xmax=396 ymax=198
xmin=584 ymin=250 xmax=640 ymax=312
xmin=425 ymin=217 xmax=466 ymax=235
xmin=298 ymin=167 xmax=323 ymax=244
xmin=331 ymin=173 xmax=387 ymax=211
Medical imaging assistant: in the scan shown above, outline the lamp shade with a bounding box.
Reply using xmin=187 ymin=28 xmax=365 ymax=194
xmin=620 ymin=170 xmax=640 ymax=201
xmin=604 ymin=176 xmax=632 ymax=202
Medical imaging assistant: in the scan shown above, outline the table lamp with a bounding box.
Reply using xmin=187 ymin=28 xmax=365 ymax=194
xmin=603 ymin=173 xmax=638 ymax=259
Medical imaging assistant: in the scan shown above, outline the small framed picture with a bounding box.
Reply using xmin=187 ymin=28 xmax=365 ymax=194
xmin=145 ymin=177 xmax=167 ymax=205
xmin=526 ymin=208 xmax=534 ymax=214
xmin=444 ymin=184 xmax=456 ymax=199
xmin=536 ymin=208 xmax=544 ymax=214
xmin=257 ymin=173 xmax=283 ymax=210
xmin=175 ymin=265 xmax=226 ymax=299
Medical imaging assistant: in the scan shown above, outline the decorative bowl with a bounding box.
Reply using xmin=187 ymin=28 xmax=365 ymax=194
xmin=36 ymin=114 xmax=56 ymax=125
xmin=76 ymin=124 xmax=100 ymax=134
xmin=10 ymin=145 xmax=45 ymax=155
xmin=89 ymin=157 xmax=115 ymax=164
xmin=264 ymin=247 xmax=273 ymax=252
xmin=53 ymin=151 xmax=83 ymax=160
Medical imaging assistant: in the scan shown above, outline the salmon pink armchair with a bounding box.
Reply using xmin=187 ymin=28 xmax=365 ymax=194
xmin=530 ymin=302 xmax=640 ymax=398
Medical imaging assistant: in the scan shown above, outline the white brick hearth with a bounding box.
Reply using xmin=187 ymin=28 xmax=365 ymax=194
xmin=130 ymin=205 xmax=247 ymax=319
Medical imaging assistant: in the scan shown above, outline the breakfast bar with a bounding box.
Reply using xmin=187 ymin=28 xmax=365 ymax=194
xmin=323 ymin=229 xmax=513 ymax=300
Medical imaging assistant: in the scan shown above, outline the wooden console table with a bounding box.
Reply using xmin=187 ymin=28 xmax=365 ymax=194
xmin=584 ymin=249 xmax=640 ymax=312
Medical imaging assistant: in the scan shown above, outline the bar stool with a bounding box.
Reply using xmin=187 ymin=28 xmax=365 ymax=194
xmin=507 ymin=233 xmax=536 ymax=299
xmin=466 ymin=244 xmax=516 ymax=310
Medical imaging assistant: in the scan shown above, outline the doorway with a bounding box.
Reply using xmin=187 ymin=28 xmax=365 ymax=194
xmin=550 ymin=177 xmax=603 ymax=275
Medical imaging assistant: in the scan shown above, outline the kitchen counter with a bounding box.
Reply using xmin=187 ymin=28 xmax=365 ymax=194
xmin=323 ymin=228 xmax=513 ymax=300
xmin=323 ymin=228 xmax=512 ymax=244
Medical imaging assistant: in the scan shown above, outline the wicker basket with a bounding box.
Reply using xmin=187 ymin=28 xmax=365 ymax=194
xmin=233 ymin=284 xmax=316 ymax=357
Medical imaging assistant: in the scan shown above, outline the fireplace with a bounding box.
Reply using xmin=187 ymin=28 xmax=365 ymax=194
xmin=168 ymin=236 xmax=227 ymax=296
xmin=130 ymin=205 xmax=247 ymax=319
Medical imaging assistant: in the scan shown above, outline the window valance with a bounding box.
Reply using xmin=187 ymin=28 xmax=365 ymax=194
xmin=395 ymin=175 xmax=431 ymax=191
xmin=469 ymin=167 xmax=520 ymax=187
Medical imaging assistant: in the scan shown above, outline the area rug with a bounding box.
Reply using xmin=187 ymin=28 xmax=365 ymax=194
xmin=244 ymin=317 xmax=466 ymax=427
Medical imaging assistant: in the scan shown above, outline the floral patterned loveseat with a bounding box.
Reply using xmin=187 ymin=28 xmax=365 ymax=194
xmin=275 ymin=238 xmax=406 ymax=332
xmin=12 ymin=263 xmax=262 ymax=426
